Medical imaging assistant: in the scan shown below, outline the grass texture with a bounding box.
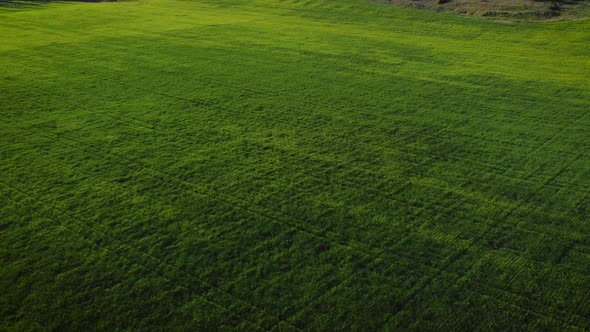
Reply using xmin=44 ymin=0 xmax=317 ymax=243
xmin=1 ymin=0 xmax=589 ymax=329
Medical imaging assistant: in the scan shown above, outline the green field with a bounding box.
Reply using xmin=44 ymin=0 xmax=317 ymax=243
xmin=1 ymin=0 xmax=589 ymax=329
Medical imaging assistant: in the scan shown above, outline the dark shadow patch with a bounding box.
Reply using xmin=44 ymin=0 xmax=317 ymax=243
xmin=0 ymin=0 xmax=118 ymax=8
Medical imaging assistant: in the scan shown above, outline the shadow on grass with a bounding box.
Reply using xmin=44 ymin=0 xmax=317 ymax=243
xmin=0 ymin=0 xmax=116 ymax=8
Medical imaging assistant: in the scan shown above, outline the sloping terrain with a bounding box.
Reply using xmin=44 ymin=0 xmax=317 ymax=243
xmin=1 ymin=0 xmax=589 ymax=329
xmin=380 ymin=0 xmax=590 ymax=21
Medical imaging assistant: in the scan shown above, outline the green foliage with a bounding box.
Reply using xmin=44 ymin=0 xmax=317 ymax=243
xmin=1 ymin=0 xmax=589 ymax=329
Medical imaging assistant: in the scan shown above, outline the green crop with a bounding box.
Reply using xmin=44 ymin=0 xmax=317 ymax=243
xmin=1 ymin=0 xmax=589 ymax=329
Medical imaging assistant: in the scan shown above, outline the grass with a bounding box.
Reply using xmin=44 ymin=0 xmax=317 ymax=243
xmin=0 ymin=0 xmax=589 ymax=329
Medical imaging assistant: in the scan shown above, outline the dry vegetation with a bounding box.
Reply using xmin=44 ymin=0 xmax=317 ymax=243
xmin=378 ymin=0 xmax=590 ymax=20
